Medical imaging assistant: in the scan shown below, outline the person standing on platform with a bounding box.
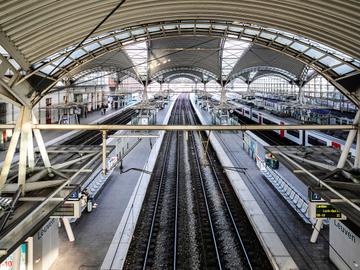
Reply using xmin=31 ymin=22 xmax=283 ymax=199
xmin=101 ymin=103 xmax=106 ymax=115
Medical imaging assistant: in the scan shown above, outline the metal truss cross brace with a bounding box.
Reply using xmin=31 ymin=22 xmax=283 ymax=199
xmin=0 ymin=106 xmax=52 ymax=195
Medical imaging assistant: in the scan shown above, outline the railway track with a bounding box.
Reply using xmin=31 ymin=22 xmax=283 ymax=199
xmin=124 ymin=95 xmax=271 ymax=270
xmin=61 ymin=108 xmax=136 ymax=145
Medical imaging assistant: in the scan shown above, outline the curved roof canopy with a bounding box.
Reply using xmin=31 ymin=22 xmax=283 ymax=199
xmin=0 ymin=1 xmax=359 ymax=106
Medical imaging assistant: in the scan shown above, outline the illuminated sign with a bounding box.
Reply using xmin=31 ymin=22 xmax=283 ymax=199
xmin=316 ymin=204 xmax=342 ymax=218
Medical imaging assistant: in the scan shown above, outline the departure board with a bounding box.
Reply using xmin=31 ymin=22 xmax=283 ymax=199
xmin=315 ymin=204 xmax=342 ymax=218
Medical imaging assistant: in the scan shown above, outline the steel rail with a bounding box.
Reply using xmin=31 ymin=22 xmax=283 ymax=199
xmin=206 ymin=144 xmax=254 ymax=269
xmin=187 ymin=99 xmax=254 ymax=269
xmin=26 ymin=124 xmax=356 ymax=131
xmin=173 ymin=103 xmax=181 ymax=269
xmin=142 ymin=100 xmax=180 ymax=269
xmin=184 ymin=101 xmax=223 ymax=269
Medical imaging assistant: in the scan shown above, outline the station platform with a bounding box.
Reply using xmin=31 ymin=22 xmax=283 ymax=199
xmin=49 ymin=99 xmax=174 ymax=270
xmin=0 ymin=104 xmax=135 ymax=163
xmin=191 ymin=94 xmax=337 ymax=269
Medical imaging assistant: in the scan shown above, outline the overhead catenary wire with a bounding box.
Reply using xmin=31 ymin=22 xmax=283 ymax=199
xmin=34 ymin=0 xmax=127 ymax=91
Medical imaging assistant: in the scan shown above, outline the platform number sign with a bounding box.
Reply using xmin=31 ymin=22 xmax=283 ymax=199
xmin=308 ymin=189 xmax=325 ymax=202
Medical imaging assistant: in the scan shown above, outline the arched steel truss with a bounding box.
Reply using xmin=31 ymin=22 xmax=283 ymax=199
xmin=71 ymin=66 xmax=140 ymax=84
xmin=229 ymin=66 xmax=298 ymax=83
xmin=1 ymin=20 xmax=360 ymax=106
xmin=151 ymin=66 xmax=218 ymax=82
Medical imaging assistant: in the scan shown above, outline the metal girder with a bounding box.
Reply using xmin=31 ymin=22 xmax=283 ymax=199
xmin=278 ymin=152 xmax=360 ymax=214
xmin=2 ymin=180 xmax=66 ymax=193
xmin=152 ymin=67 xmax=218 ymax=82
xmin=284 ymin=153 xmax=336 ymax=171
xmin=0 ymin=54 xmax=32 ymax=106
xmin=228 ymin=66 xmax=297 ymax=83
xmin=0 ymin=27 xmax=30 ymax=70
xmin=0 ymin=107 xmax=52 ymax=194
xmin=0 ymin=19 xmax=359 ymax=106
xmin=29 ymin=124 xmax=356 ymax=131
xmin=29 ymin=21 xmax=359 ymax=81
xmin=0 ymin=84 xmax=21 ymax=106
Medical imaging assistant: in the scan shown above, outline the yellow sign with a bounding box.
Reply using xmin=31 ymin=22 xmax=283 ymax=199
xmin=316 ymin=204 xmax=342 ymax=218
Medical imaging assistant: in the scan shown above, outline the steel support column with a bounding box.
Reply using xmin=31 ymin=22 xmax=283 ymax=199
xmin=310 ymin=218 xmax=324 ymax=243
xmin=62 ymin=217 xmax=75 ymax=242
xmin=337 ymin=110 xmax=360 ymax=168
xmin=220 ymin=85 xmax=226 ymax=105
xmin=0 ymin=107 xmax=52 ymax=194
xmin=0 ymin=107 xmax=24 ymax=190
xmin=18 ymin=107 xmax=32 ymax=194
xmin=32 ymin=112 xmax=51 ymax=169
xmin=356 ymin=130 xmax=360 ymax=168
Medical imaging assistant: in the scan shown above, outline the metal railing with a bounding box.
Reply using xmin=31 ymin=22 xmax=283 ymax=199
xmin=255 ymin=156 xmax=316 ymax=225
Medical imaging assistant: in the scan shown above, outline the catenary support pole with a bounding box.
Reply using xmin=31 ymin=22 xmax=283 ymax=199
xmin=102 ymin=130 xmax=107 ymax=175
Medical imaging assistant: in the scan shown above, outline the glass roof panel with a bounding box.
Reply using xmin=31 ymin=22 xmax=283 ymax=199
xmin=32 ymin=20 xmax=359 ymax=80
xmin=352 ymin=60 xmax=360 ymax=68
xmin=244 ymin=28 xmax=260 ymax=35
xmin=131 ymin=28 xmax=145 ymax=36
xmin=124 ymin=41 xmax=147 ymax=79
xmin=228 ymin=26 xmax=243 ymax=32
xmin=290 ymin=42 xmax=308 ymax=52
xmin=213 ymin=24 xmax=227 ymax=30
xmin=196 ymin=23 xmax=211 ymax=29
xmin=115 ymin=32 xmax=131 ymax=40
xmin=304 ymin=48 xmax=324 ymax=59
xmin=72 ymin=49 xmax=87 ymax=59
xmin=332 ymin=64 xmax=354 ymax=75
xmin=319 ymin=56 xmax=342 ymax=67
xmin=100 ymin=37 xmax=115 ymax=45
xmin=180 ymin=23 xmax=195 ymax=28
xmin=275 ymin=36 xmax=292 ymax=45
xmin=40 ymin=64 xmax=58 ymax=75
xmin=163 ymin=24 xmax=177 ymax=30
xmin=84 ymin=42 xmax=101 ymax=52
xmin=148 ymin=26 xmax=161 ymax=32
xmin=222 ymin=39 xmax=250 ymax=78
xmin=52 ymin=57 xmax=73 ymax=67
xmin=259 ymin=32 xmax=276 ymax=40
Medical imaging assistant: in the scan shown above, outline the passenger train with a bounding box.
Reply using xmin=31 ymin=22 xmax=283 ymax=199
xmin=234 ymin=103 xmax=356 ymax=155
xmin=205 ymin=94 xmax=355 ymax=155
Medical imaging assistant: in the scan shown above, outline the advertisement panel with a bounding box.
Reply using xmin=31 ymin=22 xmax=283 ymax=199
xmin=0 ymin=244 xmax=27 ymax=270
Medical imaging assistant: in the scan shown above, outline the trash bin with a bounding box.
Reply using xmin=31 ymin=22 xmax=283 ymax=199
xmin=265 ymin=153 xmax=279 ymax=169
xmin=87 ymin=196 xmax=94 ymax=213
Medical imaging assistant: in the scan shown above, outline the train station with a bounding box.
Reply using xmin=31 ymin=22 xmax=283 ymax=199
xmin=0 ymin=1 xmax=359 ymax=269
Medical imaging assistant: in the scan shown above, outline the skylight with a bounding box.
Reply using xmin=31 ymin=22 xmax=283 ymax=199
xmin=124 ymin=41 xmax=148 ymax=80
xmin=222 ymin=39 xmax=250 ymax=79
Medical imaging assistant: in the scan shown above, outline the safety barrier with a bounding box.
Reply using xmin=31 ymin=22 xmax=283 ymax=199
xmin=256 ymin=156 xmax=316 ymax=225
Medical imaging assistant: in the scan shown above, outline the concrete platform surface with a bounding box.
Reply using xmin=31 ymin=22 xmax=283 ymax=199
xmin=49 ymin=100 xmax=174 ymax=270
